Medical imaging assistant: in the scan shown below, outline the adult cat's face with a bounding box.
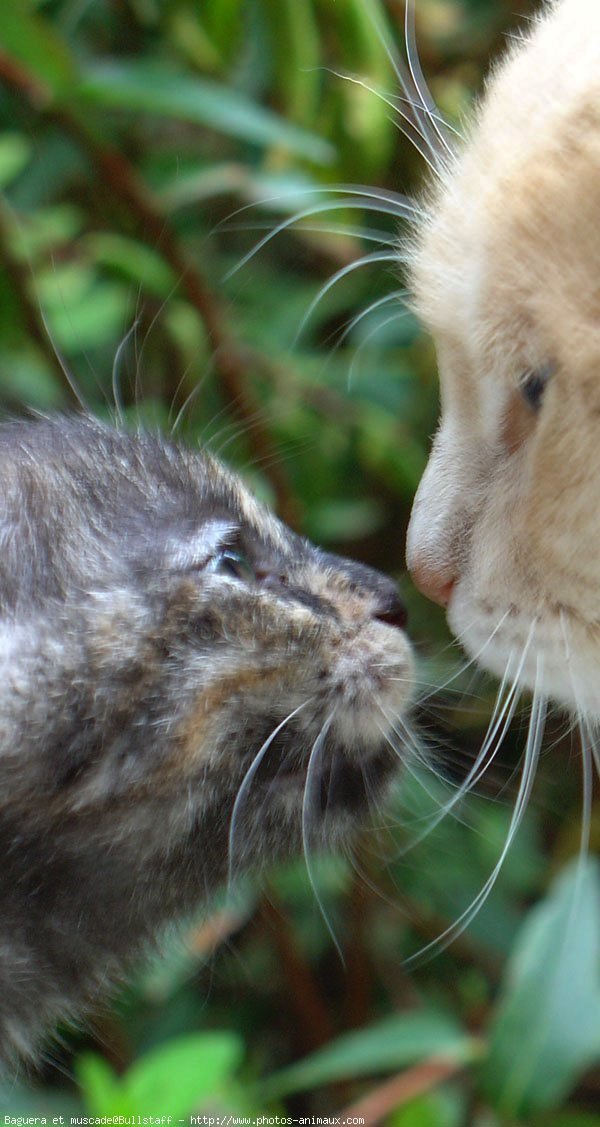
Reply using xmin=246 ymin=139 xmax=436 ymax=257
xmin=406 ymin=0 xmax=600 ymax=716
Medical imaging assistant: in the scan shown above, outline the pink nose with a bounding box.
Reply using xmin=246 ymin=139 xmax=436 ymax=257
xmin=409 ymin=557 xmax=456 ymax=609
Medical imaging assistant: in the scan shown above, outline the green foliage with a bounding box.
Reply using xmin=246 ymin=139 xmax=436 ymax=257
xmin=78 ymin=1033 xmax=245 ymax=1116
xmin=262 ymin=1012 xmax=479 ymax=1098
xmin=483 ymin=860 xmax=600 ymax=1116
xmin=0 ymin=0 xmax=596 ymax=1122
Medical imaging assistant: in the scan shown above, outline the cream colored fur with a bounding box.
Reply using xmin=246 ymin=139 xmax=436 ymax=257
xmin=406 ymin=0 xmax=600 ymax=715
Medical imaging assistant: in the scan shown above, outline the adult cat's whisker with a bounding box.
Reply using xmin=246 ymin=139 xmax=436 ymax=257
xmin=224 ymin=195 xmax=419 ymax=281
xmin=218 ymin=183 xmax=420 ymax=236
xmin=577 ymin=716 xmax=593 ymax=862
xmin=301 ymin=713 xmax=343 ymax=959
xmin=559 ymin=609 xmax=600 ymax=783
xmin=405 ymin=659 xmax=546 ymax=968
xmin=331 ymin=290 xmax=408 ymax=353
xmin=392 ymin=663 xmax=524 ymax=858
xmin=372 ymin=666 xmax=483 ymax=702
xmin=293 ymin=251 xmax=406 ymax=347
xmin=358 ymin=0 xmax=444 ymax=170
xmin=227 ymin=700 xmax=313 ymax=890
xmin=378 ymin=711 xmax=477 ymax=832
xmin=347 ymin=310 xmax=413 ymax=387
xmin=323 ymin=69 xmax=442 ymax=176
xmin=403 ymin=0 xmax=455 ymax=164
xmin=417 ymin=609 xmax=513 ymax=707
xmin=225 ymin=219 xmax=398 ymax=247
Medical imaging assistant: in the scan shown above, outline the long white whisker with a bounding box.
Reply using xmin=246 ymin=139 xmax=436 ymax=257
xmin=302 ymin=713 xmax=343 ymax=959
xmin=363 ymin=0 xmax=443 ymax=171
xmin=334 ymin=289 xmax=408 ymax=350
xmin=347 ymin=311 xmax=411 ymax=387
xmin=418 ymin=609 xmax=513 ymax=705
xmin=324 ymin=68 xmax=442 ymax=175
xmin=111 ymin=317 xmax=142 ymax=427
xmin=404 ymin=0 xmax=454 ymax=160
xmin=294 ymin=250 xmax=403 ymax=345
xmin=226 ymin=220 xmax=398 ymax=247
xmin=224 ymin=195 xmax=419 ymax=280
xmin=227 ymin=699 xmax=312 ymax=888
xmin=404 ymin=645 xmax=546 ymax=966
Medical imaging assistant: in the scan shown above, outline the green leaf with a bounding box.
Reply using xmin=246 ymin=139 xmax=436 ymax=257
xmin=123 ymin=1032 xmax=243 ymax=1116
xmin=0 ymin=0 xmax=75 ymax=95
xmin=263 ymin=1011 xmax=478 ymax=1098
xmin=84 ymin=233 xmax=177 ymax=298
xmin=79 ymin=1033 xmax=244 ymax=1117
xmin=77 ymin=1055 xmax=125 ymax=1117
xmin=387 ymin=1090 xmax=464 ymax=1127
xmin=78 ymin=61 xmax=335 ymax=164
xmin=483 ymin=858 xmax=600 ymax=1116
xmin=535 ymin=1115 xmax=600 ymax=1127
xmin=0 ymin=134 xmax=32 ymax=189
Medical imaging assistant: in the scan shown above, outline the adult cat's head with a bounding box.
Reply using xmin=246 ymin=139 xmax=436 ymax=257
xmin=406 ymin=0 xmax=600 ymax=716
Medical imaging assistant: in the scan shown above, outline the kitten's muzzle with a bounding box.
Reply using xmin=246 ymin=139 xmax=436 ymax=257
xmin=373 ymin=588 xmax=408 ymax=630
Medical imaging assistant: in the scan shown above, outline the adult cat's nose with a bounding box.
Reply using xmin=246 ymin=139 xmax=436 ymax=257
xmin=409 ymin=555 xmax=455 ymax=608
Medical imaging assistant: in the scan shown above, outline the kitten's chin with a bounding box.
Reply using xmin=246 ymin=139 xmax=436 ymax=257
xmin=448 ymin=588 xmax=600 ymax=721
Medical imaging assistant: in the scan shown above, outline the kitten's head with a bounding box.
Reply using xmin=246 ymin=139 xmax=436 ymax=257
xmin=406 ymin=0 xmax=600 ymax=715
xmin=1 ymin=416 xmax=412 ymax=887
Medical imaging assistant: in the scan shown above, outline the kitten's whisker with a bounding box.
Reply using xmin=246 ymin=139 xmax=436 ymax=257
xmin=36 ymin=304 xmax=91 ymax=414
xmin=227 ymin=700 xmax=312 ymax=889
xmin=170 ymin=357 xmax=216 ymax=434
xmin=378 ymin=713 xmax=473 ymax=831
xmin=301 ymin=714 xmax=343 ymax=959
xmin=112 ymin=317 xmax=141 ymax=427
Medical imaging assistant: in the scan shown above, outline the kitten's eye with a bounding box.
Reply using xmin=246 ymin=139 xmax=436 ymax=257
xmin=518 ymin=363 xmax=554 ymax=410
xmin=207 ymin=549 xmax=256 ymax=583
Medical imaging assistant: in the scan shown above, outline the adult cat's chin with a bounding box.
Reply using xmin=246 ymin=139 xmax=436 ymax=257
xmin=448 ymin=588 xmax=600 ymax=721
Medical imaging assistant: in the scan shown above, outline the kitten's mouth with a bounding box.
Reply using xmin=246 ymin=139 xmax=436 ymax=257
xmin=252 ymin=734 xmax=395 ymax=814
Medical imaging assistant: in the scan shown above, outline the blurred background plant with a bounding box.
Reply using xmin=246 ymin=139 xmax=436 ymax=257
xmin=0 ymin=0 xmax=599 ymax=1123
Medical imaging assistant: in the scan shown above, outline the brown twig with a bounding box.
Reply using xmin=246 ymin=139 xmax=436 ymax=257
xmin=259 ymin=891 xmax=334 ymax=1054
xmin=338 ymin=1056 xmax=464 ymax=1126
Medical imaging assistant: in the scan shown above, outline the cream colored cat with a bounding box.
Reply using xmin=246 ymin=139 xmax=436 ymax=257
xmin=406 ymin=0 xmax=600 ymax=720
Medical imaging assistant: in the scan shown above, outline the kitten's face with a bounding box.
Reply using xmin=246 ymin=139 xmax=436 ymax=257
xmin=1 ymin=417 xmax=412 ymax=881
xmin=406 ymin=0 xmax=600 ymax=715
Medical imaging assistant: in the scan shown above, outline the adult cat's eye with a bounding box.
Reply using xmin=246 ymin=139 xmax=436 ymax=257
xmin=207 ymin=549 xmax=256 ymax=583
xmin=518 ymin=363 xmax=554 ymax=410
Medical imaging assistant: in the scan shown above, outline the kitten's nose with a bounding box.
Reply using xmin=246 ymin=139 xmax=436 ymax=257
xmin=409 ymin=555 xmax=455 ymax=608
xmin=374 ymin=586 xmax=408 ymax=631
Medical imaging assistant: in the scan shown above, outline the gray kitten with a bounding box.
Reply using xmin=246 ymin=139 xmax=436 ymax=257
xmin=0 ymin=415 xmax=412 ymax=1066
